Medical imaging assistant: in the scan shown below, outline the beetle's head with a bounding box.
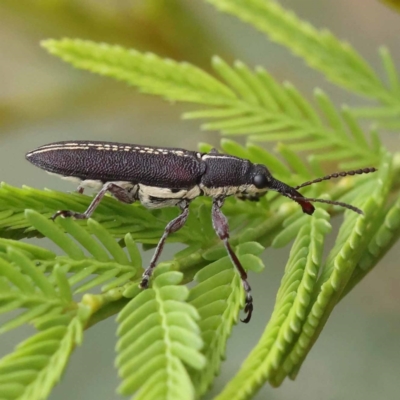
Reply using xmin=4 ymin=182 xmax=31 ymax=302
xmin=250 ymin=164 xmax=315 ymax=215
xmin=247 ymin=165 xmax=377 ymax=215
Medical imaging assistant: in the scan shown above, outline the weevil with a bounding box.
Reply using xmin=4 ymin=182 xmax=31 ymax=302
xmin=26 ymin=141 xmax=376 ymax=322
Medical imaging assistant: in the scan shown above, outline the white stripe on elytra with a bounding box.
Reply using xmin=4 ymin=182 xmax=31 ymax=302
xmin=27 ymin=146 xmax=90 ymax=156
xmin=33 ymin=142 xmax=79 ymax=149
xmin=28 ymin=144 xmax=194 ymax=157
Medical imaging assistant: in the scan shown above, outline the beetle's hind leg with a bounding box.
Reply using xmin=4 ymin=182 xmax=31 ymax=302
xmin=52 ymin=182 xmax=137 ymax=220
xmin=211 ymin=198 xmax=253 ymax=323
xmin=140 ymin=200 xmax=190 ymax=289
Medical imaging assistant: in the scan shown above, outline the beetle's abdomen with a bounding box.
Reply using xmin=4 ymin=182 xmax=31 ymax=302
xmin=26 ymin=141 xmax=205 ymax=189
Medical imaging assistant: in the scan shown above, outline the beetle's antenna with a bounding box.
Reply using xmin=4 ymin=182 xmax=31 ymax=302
xmin=294 ymin=167 xmax=377 ymax=190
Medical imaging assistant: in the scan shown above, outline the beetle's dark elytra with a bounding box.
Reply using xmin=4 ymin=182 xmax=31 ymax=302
xmin=26 ymin=140 xmax=377 ymax=322
xmin=26 ymin=141 xmax=205 ymax=188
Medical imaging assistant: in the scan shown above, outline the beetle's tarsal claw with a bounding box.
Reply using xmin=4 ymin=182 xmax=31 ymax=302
xmin=139 ymin=276 xmax=149 ymax=289
xmin=241 ymin=294 xmax=253 ymax=323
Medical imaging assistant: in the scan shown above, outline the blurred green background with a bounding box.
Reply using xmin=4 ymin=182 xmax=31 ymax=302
xmin=0 ymin=1 xmax=399 ymax=399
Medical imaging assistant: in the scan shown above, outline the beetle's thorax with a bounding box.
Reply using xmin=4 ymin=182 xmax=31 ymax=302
xmin=199 ymin=154 xmax=270 ymax=198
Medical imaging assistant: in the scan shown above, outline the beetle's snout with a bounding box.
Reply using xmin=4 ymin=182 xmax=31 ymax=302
xmin=269 ymin=178 xmax=315 ymax=215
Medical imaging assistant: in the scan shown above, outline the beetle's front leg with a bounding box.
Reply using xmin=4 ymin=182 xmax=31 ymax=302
xmin=211 ymin=197 xmax=253 ymax=323
xmin=52 ymin=182 xmax=135 ymax=220
xmin=140 ymin=200 xmax=190 ymax=289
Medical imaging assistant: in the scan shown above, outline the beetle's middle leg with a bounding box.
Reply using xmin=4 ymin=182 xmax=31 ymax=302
xmin=140 ymin=200 xmax=190 ymax=289
xmin=211 ymin=197 xmax=253 ymax=323
xmin=52 ymin=182 xmax=136 ymax=220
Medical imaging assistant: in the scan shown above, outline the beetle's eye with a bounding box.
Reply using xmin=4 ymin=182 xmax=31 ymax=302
xmin=253 ymin=174 xmax=269 ymax=189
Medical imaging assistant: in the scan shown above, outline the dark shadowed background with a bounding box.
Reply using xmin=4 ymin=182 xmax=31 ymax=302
xmin=0 ymin=1 xmax=399 ymax=399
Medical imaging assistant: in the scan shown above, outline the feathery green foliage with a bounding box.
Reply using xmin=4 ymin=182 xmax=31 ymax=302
xmin=205 ymin=0 xmax=400 ymax=107
xmin=214 ymin=208 xmax=331 ymax=399
xmin=1 ymin=1 xmax=400 ymax=399
xmin=189 ymin=244 xmax=265 ymax=397
xmin=0 ymin=243 xmax=91 ymax=400
xmin=116 ymin=266 xmax=205 ymax=400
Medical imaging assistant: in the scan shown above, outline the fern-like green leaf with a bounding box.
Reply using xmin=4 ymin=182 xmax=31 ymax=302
xmin=116 ymin=266 xmax=206 ymax=400
xmin=0 ymin=243 xmax=90 ymax=400
xmin=0 ymin=307 xmax=89 ymax=400
xmin=205 ymin=0 xmax=400 ymax=110
xmin=214 ymin=209 xmax=330 ymax=400
xmin=0 ymin=183 xmax=167 ymax=240
xmin=0 ymin=247 xmax=74 ymax=335
xmin=271 ymin=154 xmax=393 ymax=384
xmin=33 ymin=214 xmax=142 ymax=294
xmin=41 ymin=39 xmax=235 ymax=105
xmin=341 ymin=189 xmax=400 ymax=297
xmin=188 ymin=242 xmax=266 ymax=397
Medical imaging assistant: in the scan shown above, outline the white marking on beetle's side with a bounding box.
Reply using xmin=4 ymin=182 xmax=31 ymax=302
xmin=47 ymin=172 xmax=89 ymax=191
xmin=137 ymin=184 xmax=201 ymax=209
xmin=139 ymin=195 xmax=180 ymax=209
xmin=139 ymin=150 xmax=145 ymax=153
xmin=110 ymin=181 xmax=136 ymax=189
xmin=138 ymin=186 xmax=185 ymax=199
xmin=185 ymin=185 xmax=202 ymax=199
xmin=46 ymin=172 xmax=82 ymax=185
xmin=46 ymin=173 xmax=138 ymax=195
xmin=200 ymin=185 xmax=238 ymax=197
xmin=80 ymin=179 xmax=104 ymax=190
xmin=200 ymin=183 xmax=267 ymax=198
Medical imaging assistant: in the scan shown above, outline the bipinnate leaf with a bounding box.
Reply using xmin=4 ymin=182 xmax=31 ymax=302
xmin=341 ymin=176 xmax=400 ymax=296
xmin=0 ymin=247 xmax=73 ymax=335
xmin=214 ymin=209 xmax=331 ymax=399
xmin=23 ymin=211 xmax=141 ymax=294
xmin=188 ymin=256 xmax=243 ymax=396
xmin=0 ymin=243 xmax=90 ymax=400
xmin=205 ymin=0 xmax=400 ymax=110
xmin=42 ymin=39 xmax=234 ymax=105
xmin=272 ymin=154 xmax=393 ymax=384
xmin=116 ymin=267 xmax=205 ymax=400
